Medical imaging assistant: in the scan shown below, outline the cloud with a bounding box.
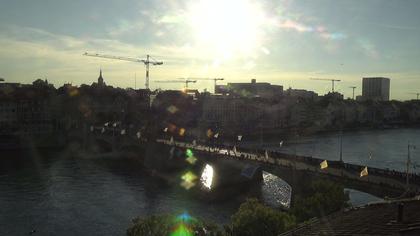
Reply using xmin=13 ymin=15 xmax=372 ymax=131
xmin=277 ymin=19 xmax=347 ymax=41
xmin=357 ymin=39 xmax=379 ymax=59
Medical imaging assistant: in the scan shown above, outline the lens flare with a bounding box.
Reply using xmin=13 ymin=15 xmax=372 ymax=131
xmin=206 ymin=129 xmax=213 ymax=138
xmin=186 ymin=149 xmax=194 ymax=158
xmin=186 ymin=156 xmax=197 ymax=165
xmin=170 ymin=212 xmax=195 ymax=236
xmin=181 ymin=171 xmax=198 ymax=190
xmin=179 ymin=128 xmax=186 ymax=136
xmin=170 ymin=224 xmax=193 ymax=236
xmin=200 ymin=164 xmax=214 ymax=190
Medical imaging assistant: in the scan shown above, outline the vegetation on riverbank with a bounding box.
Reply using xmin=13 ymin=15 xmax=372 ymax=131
xmin=127 ymin=179 xmax=349 ymax=236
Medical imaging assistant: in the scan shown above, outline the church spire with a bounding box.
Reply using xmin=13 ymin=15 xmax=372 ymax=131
xmin=98 ymin=69 xmax=105 ymax=86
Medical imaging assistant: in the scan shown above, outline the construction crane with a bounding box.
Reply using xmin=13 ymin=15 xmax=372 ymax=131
xmin=310 ymin=78 xmax=341 ymax=93
xmin=409 ymin=92 xmax=420 ymax=100
xmin=155 ymin=79 xmax=197 ymax=89
xmin=176 ymin=77 xmax=224 ymax=93
xmin=349 ymin=86 xmax=357 ymax=100
xmin=83 ymin=52 xmax=163 ymax=90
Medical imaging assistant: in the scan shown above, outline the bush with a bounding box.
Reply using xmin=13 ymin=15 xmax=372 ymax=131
xmin=230 ymin=198 xmax=296 ymax=236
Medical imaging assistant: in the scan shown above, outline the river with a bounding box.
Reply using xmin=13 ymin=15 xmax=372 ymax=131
xmin=0 ymin=149 xmax=243 ymax=235
xmin=1 ymin=128 xmax=418 ymax=235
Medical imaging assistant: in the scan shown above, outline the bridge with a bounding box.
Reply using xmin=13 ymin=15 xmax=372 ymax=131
xmin=155 ymin=138 xmax=420 ymax=199
xmin=77 ymin=126 xmax=420 ymax=200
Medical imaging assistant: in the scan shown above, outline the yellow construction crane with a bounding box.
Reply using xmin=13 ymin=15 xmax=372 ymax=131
xmin=83 ymin=52 xmax=163 ymax=90
xmin=155 ymin=79 xmax=197 ymax=89
xmin=177 ymin=77 xmax=224 ymax=93
xmin=310 ymin=78 xmax=341 ymax=93
xmin=349 ymin=86 xmax=357 ymax=99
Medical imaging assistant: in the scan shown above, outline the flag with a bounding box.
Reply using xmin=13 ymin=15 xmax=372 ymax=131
xmin=280 ymin=141 xmax=284 ymax=147
xmin=163 ymin=127 xmax=168 ymax=132
xmin=360 ymin=166 xmax=368 ymax=177
xmin=121 ymin=129 xmax=126 ymax=135
xmin=136 ymin=131 xmax=141 ymax=139
xmin=238 ymin=135 xmax=242 ymax=141
xmin=104 ymin=122 xmax=109 ymax=127
xmin=214 ymin=133 xmax=219 ymax=138
xmin=320 ymin=160 xmax=328 ymax=169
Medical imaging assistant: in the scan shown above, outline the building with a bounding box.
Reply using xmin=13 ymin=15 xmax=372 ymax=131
xmin=215 ymin=79 xmax=283 ymax=98
xmin=280 ymin=199 xmax=420 ymax=236
xmin=285 ymin=88 xmax=319 ymax=100
xmin=362 ymin=77 xmax=390 ymax=101
xmin=98 ymin=69 xmax=106 ymax=86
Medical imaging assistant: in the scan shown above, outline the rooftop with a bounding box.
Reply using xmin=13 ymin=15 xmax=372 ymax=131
xmin=281 ymin=198 xmax=420 ymax=236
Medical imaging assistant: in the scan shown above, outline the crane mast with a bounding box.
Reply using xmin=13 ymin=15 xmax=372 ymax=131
xmin=83 ymin=52 xmax=163 ymax=90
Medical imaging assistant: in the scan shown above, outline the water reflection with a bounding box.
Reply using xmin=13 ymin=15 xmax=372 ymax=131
xmin=261 ymin=171 xmax=292 ymax=209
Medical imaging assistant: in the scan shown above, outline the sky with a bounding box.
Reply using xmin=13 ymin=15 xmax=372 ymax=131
xmin=0 ymin=0 xmax=419 ymax=100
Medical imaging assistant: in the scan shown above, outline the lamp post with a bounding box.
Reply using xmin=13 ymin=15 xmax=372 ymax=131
xmin=407 ymin=142 xmax=416 ymax=191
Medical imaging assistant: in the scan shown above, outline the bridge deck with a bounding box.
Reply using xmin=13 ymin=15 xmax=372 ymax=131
xmin=156 ymin=138 xmax=420 ymax=197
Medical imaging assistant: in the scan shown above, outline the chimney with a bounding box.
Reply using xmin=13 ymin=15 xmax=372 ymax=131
xmin=397 ymin=203 xmax=404 ymax=222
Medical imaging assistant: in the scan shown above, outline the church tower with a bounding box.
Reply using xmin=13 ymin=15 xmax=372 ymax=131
xmin=98 ymin=69 xmax=105 ymax=86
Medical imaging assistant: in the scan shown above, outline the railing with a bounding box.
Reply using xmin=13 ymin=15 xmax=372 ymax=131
xmin=155 ymin=138 xmax=420 ymax=193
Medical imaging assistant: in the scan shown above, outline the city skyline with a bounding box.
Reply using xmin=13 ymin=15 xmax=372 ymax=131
xmin=1 ymin=0 xmax=420 ymax=100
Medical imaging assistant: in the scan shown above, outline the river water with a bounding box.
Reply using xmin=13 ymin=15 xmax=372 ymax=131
xmin=249 ymin=128 xmax=420 ymax=173
xmin=0 ymin=150 xmax=243 ymax=235
xmin=1 ymin=129 xmax=418 ymax=235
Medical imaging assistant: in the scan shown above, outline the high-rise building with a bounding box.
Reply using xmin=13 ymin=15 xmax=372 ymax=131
xmin=362 ymin=77 xmax=390 ymax=101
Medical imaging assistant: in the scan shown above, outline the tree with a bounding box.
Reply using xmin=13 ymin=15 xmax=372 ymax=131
xmin=291 ymin=180 xmax=350 ymax=222
xmin=230 ymin=198 xmax=296 ymax=236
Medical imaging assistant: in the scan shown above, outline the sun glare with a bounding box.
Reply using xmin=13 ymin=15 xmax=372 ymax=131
xmin=188 ymin=0 xmax=266 ymax=60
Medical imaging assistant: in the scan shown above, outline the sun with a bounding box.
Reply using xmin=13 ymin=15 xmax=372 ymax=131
xmin=187 ymin=0 xmax=266 ymax=60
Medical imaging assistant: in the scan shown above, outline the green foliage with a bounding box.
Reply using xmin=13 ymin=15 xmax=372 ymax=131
xmin=127 ymin=214 xmax=224 ymax=236
xmin=230 ymin=198 xmax=296 ymax=236
xmin=126 ymin=180 xmax=349 ymax=235
xmin=291 ymin=180 xmax=350 ymax=222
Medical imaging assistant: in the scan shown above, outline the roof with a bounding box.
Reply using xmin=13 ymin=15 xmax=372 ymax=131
xmin=280 ymin=198 xmax=420 ymax=236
